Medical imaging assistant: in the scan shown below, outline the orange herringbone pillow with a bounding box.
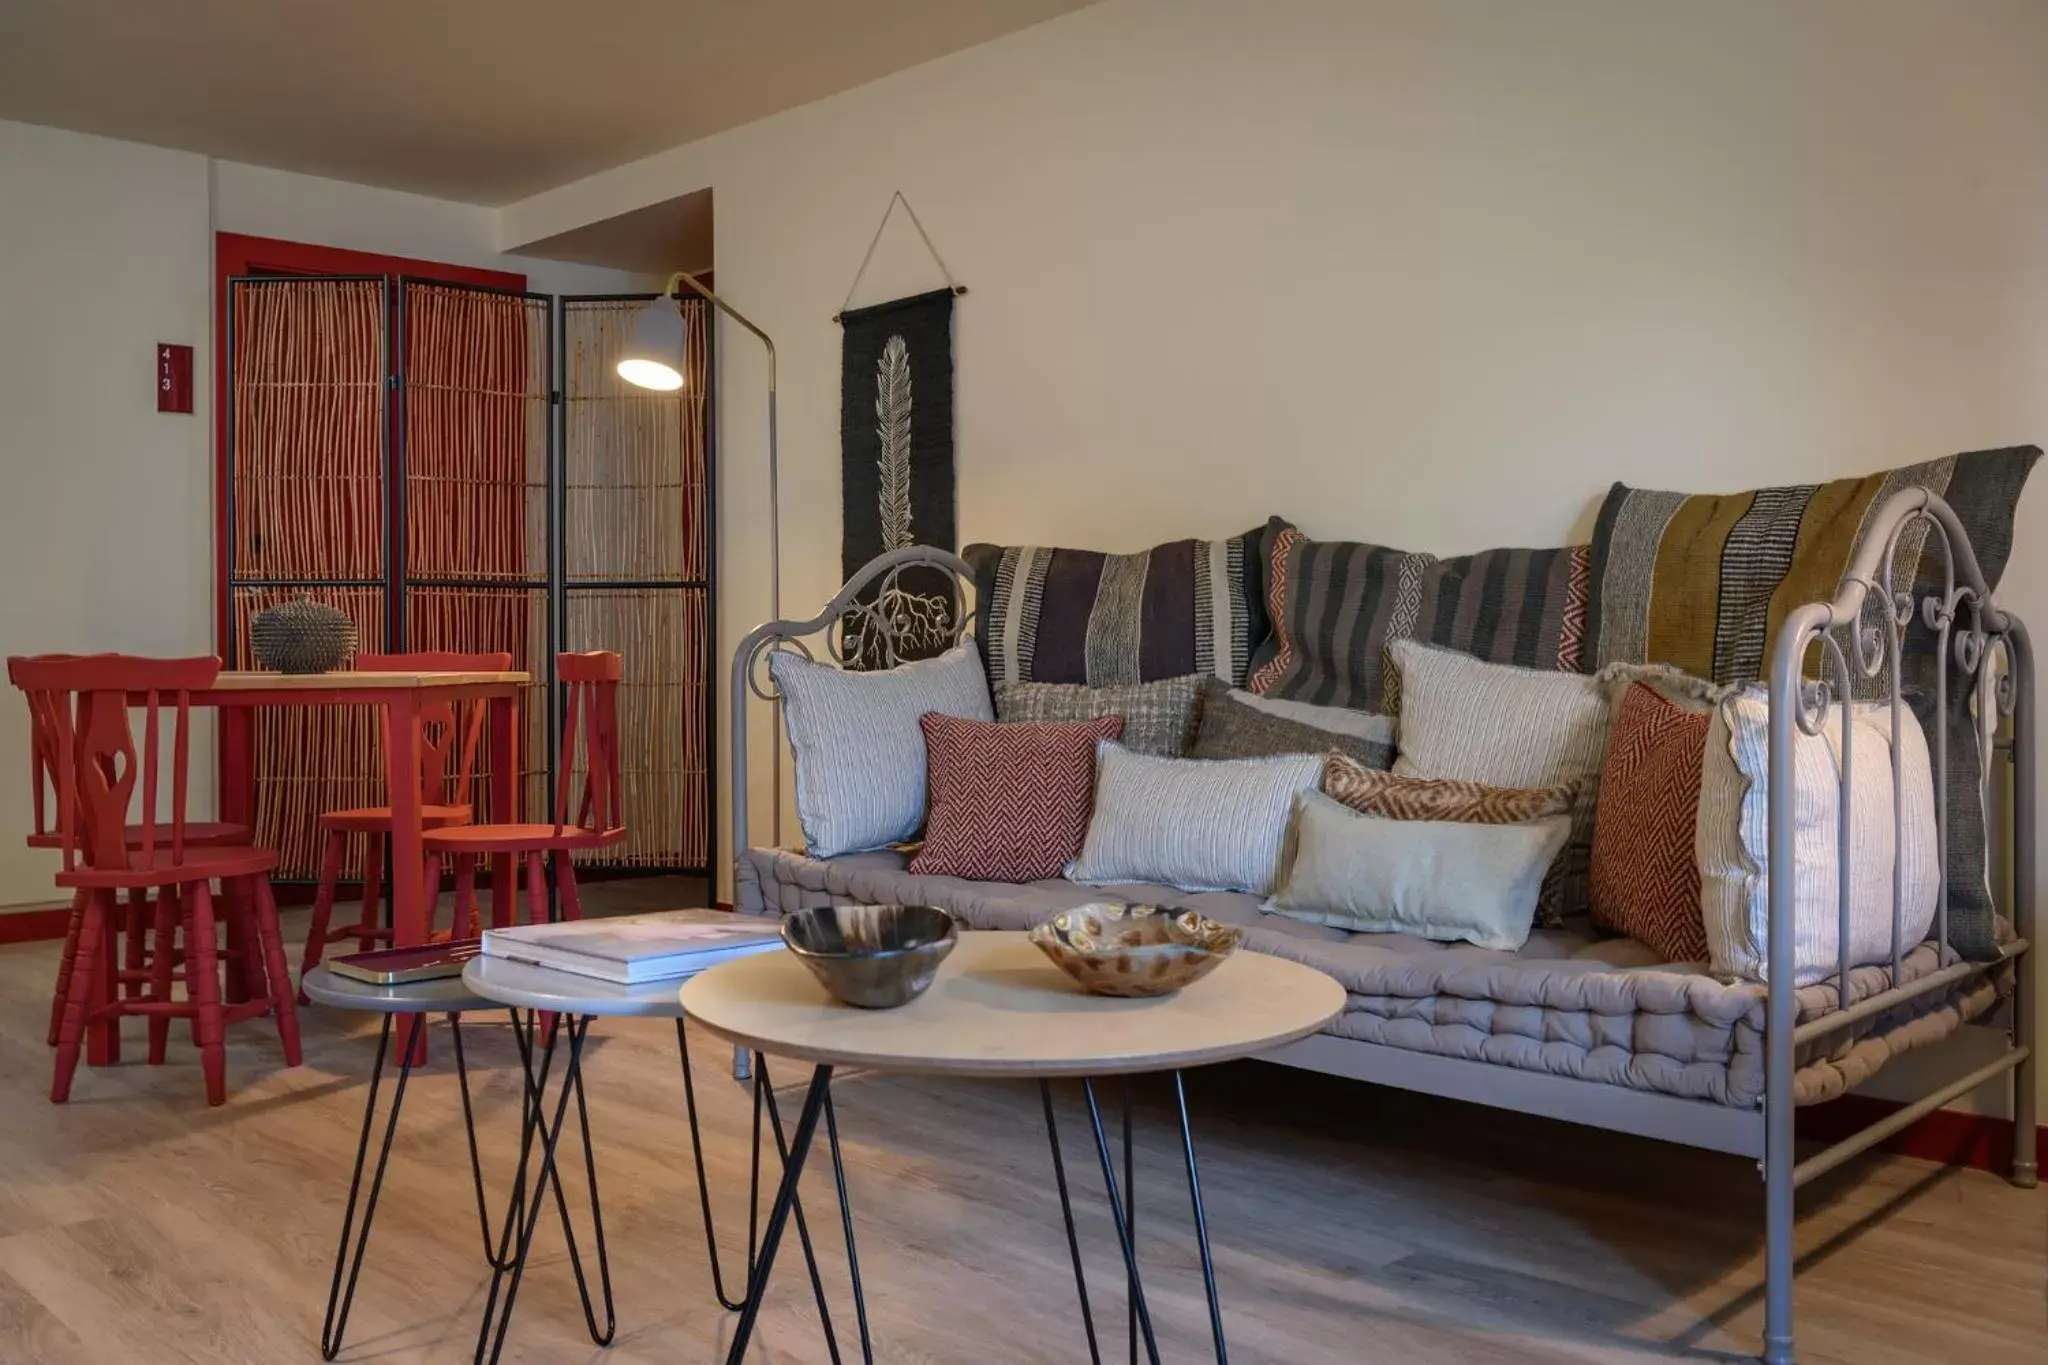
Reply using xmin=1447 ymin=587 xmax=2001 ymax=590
xmin=1323 ymin=753 xmax=1575 ymax=825
xmin=1588 ymin=683 xmax=1710 ymax=962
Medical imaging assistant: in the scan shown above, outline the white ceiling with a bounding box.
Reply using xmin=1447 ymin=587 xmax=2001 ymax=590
xmin=0 ymin=0 xmax=1094 ymax=205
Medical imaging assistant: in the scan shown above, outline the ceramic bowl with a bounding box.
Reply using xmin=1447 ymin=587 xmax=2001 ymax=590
xmin=781 ymin=905 xmax=959 ymax=1009
xmin=1029 ymin=903 xmax=1242 ymax=998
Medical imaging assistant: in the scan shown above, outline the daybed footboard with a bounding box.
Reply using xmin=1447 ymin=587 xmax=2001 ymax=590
xmin=1758 ymin=487 xmax=2036 ymax=1362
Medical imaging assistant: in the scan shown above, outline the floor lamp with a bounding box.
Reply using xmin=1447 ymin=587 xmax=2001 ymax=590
xmin=618 ymin=271 xmax=786 ymax=851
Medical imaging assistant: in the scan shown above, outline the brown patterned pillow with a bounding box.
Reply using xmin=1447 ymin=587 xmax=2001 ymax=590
xmin=1323 ymin=753 xmax=1575 ymax=825
xmin=1587 ymin=683 xmax=1711 ymax=962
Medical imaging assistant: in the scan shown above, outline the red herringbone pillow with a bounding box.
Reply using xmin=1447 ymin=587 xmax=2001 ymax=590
xmin=911 ymin=713 xmax=1124 ymax=881
xmin=1589 ymin=682 xmax=1710 ymax=962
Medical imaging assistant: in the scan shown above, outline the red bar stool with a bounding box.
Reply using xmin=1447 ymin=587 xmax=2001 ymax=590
xmin=15 ymin=654 xmax=301 ymax=1106
xmin=9 ymin=655 xmax=253 ymax=1046
xmin=298 ymin=650 xmax=513 ymax=990
xmin=427 ymin=651 xmax=625 ymax=933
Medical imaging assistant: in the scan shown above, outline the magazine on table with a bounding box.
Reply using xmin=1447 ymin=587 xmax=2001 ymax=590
xmin=481 ymin=909 xmax=784 ymax=985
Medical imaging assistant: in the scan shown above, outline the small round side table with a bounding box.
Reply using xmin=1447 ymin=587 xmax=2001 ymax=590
xmin=300 ymin=965 xmax=524 ymax=1362
xmin=681 ymin=930 xmax=1346 ymax=1365
xmin=461 ymin=954 xmax=866 ymax=1365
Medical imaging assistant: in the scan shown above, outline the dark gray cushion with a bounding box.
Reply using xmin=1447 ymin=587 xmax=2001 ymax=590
xmin=1189 ymin=677 xmax=1393 ymax=769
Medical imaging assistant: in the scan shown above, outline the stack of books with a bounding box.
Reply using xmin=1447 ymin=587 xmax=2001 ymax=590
xmin=480 ymin=909 xmax=784 ymax=985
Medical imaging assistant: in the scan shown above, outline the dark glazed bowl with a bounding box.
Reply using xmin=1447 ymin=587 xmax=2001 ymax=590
xmin=781 ymin=905 xmax=959 ymax=1009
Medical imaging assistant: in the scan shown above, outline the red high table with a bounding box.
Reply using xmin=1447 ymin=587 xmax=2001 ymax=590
xmin=207 ymin=668 xmax=529 ymax=1062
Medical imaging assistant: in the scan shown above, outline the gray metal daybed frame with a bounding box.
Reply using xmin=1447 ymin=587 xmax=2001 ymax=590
xmin=727 ymin=488 xmax=2037 ymax=1365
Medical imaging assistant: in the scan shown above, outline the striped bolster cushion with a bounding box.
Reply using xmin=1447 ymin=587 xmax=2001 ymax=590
xmin=1246 ymin=516 xmax=1589 ymax=715
xmin=965 ymin=528 xmax=1268 ymax=690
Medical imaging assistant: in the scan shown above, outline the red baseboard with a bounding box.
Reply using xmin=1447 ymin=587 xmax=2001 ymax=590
xmin=1797 ymin=1093 xmax=2044 ymax=1174
xmin=0 ymin=907 xmax=73 ymax=944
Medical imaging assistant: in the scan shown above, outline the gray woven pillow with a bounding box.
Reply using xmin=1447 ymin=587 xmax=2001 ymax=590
xmin=1068 ymin=742 xmax=1324 ymax=895
xmin=1191 ymin=678 xmax=1393 ymax=769
xmin=995 ymin=675 xmax=1202 ymax=757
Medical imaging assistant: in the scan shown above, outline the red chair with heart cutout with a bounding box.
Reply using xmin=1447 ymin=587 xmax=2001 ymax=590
xmin=426 ymin=651 xmax=625 ymax=933
xmin=298 ymin=650 xmax=513 ymax=989
xmin=11 ymin=654 xmax=254 ymax=1045
xmin=15 ymin=653 xmax=301 ymax=1106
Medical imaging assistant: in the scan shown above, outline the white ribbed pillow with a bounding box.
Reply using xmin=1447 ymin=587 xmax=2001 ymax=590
xmin=1067 ymin=742 xmax=1322 ymax=895
xmin=1389 ymin=639 xmax=1610 ymax=918
xmin=1697 ymin=687 xmax=1938 ymax=985
xmin=771 ymin=644 xmax=993 ymax=858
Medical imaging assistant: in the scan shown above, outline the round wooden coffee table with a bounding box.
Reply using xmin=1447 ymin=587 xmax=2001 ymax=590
xmin=682 ymin=929 xmax=1346 ymax=1364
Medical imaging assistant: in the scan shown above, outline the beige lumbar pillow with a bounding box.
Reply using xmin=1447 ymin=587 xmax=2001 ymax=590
xmin=1264 ymin=790 xmax=1570 ymax=952
xmin=1387 ymin=640 xmax=1610 ymax=919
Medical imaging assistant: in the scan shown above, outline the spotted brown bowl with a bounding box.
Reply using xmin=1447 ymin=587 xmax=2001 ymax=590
xmin=1028 ymin=903 xmax=1242 ymax=998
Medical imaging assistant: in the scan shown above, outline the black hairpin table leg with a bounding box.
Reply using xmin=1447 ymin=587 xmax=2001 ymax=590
xmin=675 ymin=1020 xmax=867 ymax=1362
xmin=1173 ymin=1072 xmax=1227 ymax=1362
xmin=319 ymin=1013 xmax=409 ymax=1361
xmin=473 ymin=1011 xmax=614 ymax=1365
xmin=1084 ymin=1078 xmax=1162 ymax=1365
xmin=1042 ymin=1074 xmax=1227 ymax=1365
xmin=723 ymin=1064 xmax=837 ymax=1365
xmin=1042 ymin=1081 xmax=1104 ymax=1365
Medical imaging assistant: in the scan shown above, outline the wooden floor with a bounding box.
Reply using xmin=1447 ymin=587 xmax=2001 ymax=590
xmin=0 ymin=897 xmax=2041 ymax=1364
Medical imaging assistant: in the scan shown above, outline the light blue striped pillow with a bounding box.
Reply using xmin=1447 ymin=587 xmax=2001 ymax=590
xmin=771 ymin=644 xmax=993 ymax=858
xmin=1067 ymin=742 xmax=1322 ymax=895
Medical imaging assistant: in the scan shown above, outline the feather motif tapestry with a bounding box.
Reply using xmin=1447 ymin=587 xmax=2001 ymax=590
xmin=839 ymin=288 xmax=957 ymax=669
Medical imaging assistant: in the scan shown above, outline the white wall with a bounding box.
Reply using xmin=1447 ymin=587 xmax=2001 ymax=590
xmin=502 ymin=0 xmax=2048 ymax=1112
xmin=213 ymin=161 xmax=650 ymax=296
xmin=0 ymin=122 xmax=217 ymax=907
xmin=0 ymin=124 xmax=651 ymax=909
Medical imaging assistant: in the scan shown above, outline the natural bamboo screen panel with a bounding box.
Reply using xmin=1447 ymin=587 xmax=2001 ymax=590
xmin=230 ymin=279 xmax=386 ymax=581
xmin=558 ymin=294 xmax=711 ymax=871
xmin=228 ymin=277 xmax=389 ymax=880
xmin=402 ymin=285 xmax=551 ymax=583
xmin=563 ymin=299 xmax=709 ymax=583
xmin=563 ymin=589 xmax=710 ymax=869
xmin=230 ymin=586 xmax=388 ymax=879
xmin=405 ymin=586 xmax=551 ymax=824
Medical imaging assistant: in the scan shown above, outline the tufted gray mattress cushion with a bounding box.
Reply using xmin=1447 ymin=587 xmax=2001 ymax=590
xmin=737 ymin=847 xmax=2000 ymax=1109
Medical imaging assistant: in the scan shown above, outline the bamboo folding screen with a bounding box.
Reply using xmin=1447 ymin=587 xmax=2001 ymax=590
xmin=223 ymin=278 xmax=712 ymax=882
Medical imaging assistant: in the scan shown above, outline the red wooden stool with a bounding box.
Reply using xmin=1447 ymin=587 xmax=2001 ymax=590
xmin=15 ymin=654 xmax=301 ymax=1106
xmin=427 ymin=651 xmax=625 ymax=934
xmin=298 ymin=650 xmax=513 ymax=990
xmin=11 ymin=655 xmax=256 ymax=1046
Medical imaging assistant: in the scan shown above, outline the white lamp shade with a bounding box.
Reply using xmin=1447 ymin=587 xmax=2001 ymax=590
xmin=617 ymin=297 xmax=687 ymax=390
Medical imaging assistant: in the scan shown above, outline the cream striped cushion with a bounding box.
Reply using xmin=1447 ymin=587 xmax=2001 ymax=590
xmin=1698 ymin=688 xmax=1938 ymax=984
xmin=1389 ymin=640 xmax=1611 ymax=920
xmin=771 ymin=643 xmax=994 ymax=859
xmin=1067 ymin=742 xmax=1322 ymax=895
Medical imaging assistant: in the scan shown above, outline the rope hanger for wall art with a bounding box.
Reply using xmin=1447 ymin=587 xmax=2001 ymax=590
xmin=833 ymin=190 xmax=968 ymax=323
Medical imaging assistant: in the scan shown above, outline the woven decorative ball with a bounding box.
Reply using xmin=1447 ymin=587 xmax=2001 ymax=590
xmin=250 ymin=597 xmax=356 ymax=674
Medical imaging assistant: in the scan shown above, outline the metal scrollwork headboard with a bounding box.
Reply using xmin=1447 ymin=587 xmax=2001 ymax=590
xmin=730 ymin=545 xmax=979 ymax=860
